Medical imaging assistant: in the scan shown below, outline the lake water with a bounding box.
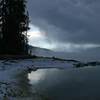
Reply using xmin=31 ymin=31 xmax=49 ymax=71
xmin=28 ymin=67 xmax=100 ymax=100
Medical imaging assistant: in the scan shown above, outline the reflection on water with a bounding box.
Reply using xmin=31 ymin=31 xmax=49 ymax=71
xmin=15 ymin=70 xmax=50 ymax=100
xmin=15 ymin=71 xmax=33 ymax=96
xmin=28 ymin=68 xmax=58 ymax=84
xmin=28 ymin=67 xmax=100 ymax=100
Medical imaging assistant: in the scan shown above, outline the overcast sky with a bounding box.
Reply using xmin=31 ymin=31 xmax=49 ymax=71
xmin=27 ymin=0 xmax=100 ymax=52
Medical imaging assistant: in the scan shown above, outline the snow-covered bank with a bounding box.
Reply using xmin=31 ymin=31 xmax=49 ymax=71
xmin=0 ymin=57 xmax=77 ymax=100
xmin=0 ymin=56 xmax=100 ymax=100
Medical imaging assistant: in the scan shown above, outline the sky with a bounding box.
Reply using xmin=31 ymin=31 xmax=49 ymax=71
xmin=27 ymin=0 xmax=100 ymax=52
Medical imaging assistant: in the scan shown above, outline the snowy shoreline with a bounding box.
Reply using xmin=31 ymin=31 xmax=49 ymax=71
xmin=0 ymin=56 xmax=100 ymax=99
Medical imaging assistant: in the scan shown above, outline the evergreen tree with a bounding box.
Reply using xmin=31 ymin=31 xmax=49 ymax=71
xmin=0 ymin=0 xmax=29 ymax=55
xmin=0 ymin=0 xmax=3 ymax=54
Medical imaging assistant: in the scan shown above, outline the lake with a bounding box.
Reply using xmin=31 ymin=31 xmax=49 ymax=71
xmin=28 ymin=67 xmax=100 ymax=100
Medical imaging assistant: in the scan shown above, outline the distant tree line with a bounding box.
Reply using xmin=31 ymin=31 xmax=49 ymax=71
xmin=0 ymin=0 xmax=29 ymax=55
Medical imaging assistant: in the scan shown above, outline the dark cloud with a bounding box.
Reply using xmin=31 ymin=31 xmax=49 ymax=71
xmin=27 ymin=0 xmax=100 ymax=44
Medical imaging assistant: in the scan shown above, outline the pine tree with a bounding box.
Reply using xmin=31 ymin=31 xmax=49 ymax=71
xmin=0 ymin=0 xmax=3 ymax=54
xmin=0 ymin=0 xmax=29 ymax=55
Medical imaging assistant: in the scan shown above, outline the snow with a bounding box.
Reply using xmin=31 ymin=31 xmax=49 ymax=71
xmin=0 ymin=57 xmax=98 ymax=99
xmin=0 ymin=57 xmax=78 ymax=99
xmin=0 ymin=57 xmax=76 ymax=83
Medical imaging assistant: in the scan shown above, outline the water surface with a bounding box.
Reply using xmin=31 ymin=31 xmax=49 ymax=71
xmin=28 ymin=67 xmax=100 ymax=100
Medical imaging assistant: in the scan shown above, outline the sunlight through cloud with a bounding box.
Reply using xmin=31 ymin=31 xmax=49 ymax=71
xmin=28 ymin=30 xmax=42 ymax=38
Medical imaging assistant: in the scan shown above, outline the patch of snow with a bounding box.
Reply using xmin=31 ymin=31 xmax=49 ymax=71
xmin=0 ymin=57 xmax=98 ymax=99
xmin=0 ymin=57 xmax=77 ymax=99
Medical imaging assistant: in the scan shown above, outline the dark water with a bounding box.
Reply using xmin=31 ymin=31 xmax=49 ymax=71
xmin=28 ymin=67 xmax=100 ymax=100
